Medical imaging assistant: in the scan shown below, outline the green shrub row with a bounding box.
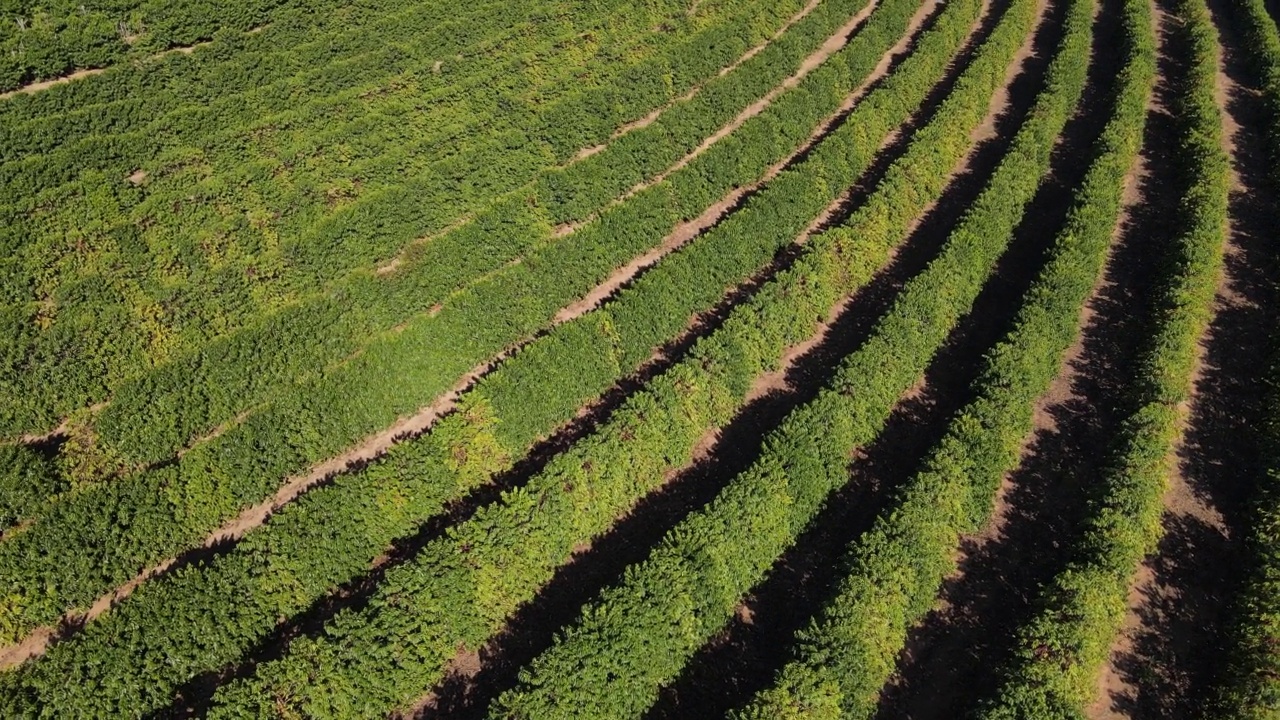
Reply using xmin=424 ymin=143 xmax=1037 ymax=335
xmin=0 ymin=0 xmax=801 ymax=436
xmin=1228 ymin=0 xmax=1280 ymax=186
xmin=0 ymin=0 xmax=941 ymax=647
xmin=188 ymin=2 xmax=988 ymax=715
xmin=0 ymin=0 xmax=924 ymax=711
xmin=1202 ymin=0 xmax=1280 ymax=714
xmin=732 ymin=0 xmax=1153 ymax=715
xmin=80 ymin=0 xmax=880 ymax=466
xmin=0 ymin=0 xmax=298 ymax=92
xmin=0 ymin=0 xmax=551 ymax=161
xmin=973 ymin=0 xmax=1228 ymax=714
xmin=1208 ymin=337 xmax=1280 ymax=716
xmin=489 ymin=1 xmax=1080 ymax=715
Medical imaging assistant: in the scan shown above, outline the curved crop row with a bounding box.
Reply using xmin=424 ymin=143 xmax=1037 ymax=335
xmin=0 ymin=0 xmax=947 ymax=651
xmin=83 ymin=0 xmax=872 ymax=469
xmin=0 ymin=0 xmax=803 ymax=437
xmin=974 ymin=0 xmax=1229 ymax=713
xmin=1227 ymin=0 xmax=1280 ymax=183
xmin=0 ymin=1 xmax=930 ymax=713
xmin=0 ymin=0 xmax=298 ymax=92
xmin=0 ymin=0 xmax=841 ymax=519
xmin=1203 ymin=0 xmax=1280 ymax=714
xmin=0 ymin=0 xmax=541 ymax=158
xmin=733 ymin=0 xmax=1153 ymax=714
xmin=194 ymin=1 xmax=992 ymax=714
xmin=489 ymin=0 xmax=1074 ymax=715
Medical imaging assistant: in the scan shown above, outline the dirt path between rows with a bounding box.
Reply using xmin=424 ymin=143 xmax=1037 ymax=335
xmin=573 ymin=0 xmax=833 ymax=162
xmin=377 ymin=0 xmax=841 ymax=276
xmin=870 ymin=0 xmax=1168 ymax=714
xmin=0 ymin=38 xmax=221 ymax=102
xmin=400 ymin=0 xmax=1068 ymax=714
xmin=0 ymin=0 xmax=931 ymax=676
xmin=1086 ymin=0 xmax=1276 ymax=714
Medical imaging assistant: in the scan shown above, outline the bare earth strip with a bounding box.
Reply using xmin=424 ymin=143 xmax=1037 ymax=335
xmin=1087 ymin=0 xmax=1275 ymax=714
xmin=3 ymin=0 xmax=867 ymax=528
xmin=0 ymin=38 xmax=224 ymax=101
xmin=403 ymin=0 xmax=1047 ymax=713
xmin=0 ymin=0 xmax=919 ymax=672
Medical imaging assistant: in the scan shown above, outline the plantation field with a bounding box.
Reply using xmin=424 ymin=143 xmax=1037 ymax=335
xmin=0 ymin=0 xmax=1277 ymax=716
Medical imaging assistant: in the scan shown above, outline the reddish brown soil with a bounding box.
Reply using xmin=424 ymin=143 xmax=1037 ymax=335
xmin=0 ymin=0 xmax=943 ymax=679
xmin=397 ymin=0 xmax=1072 ymax=714
xmin=868 ymin=0 xmax=1172 ymax=713
xmin=1087 ymin=0 xmax=1277 ymax=714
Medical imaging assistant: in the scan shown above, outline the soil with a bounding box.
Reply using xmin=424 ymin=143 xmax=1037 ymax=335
xmin=392 ymin=0 xmax=1069 ymax=714
xmin=1087 ymin=0 xmax=1277 ymax=714
xmin=569 ymin=0 xmax=832 ymax=163
xmin=869 ymin=0 xmax=1178 ymax=713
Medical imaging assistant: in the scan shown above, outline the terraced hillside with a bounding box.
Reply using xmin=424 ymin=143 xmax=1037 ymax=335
xmin=0 ymin=0 xmax=1276 ymax=716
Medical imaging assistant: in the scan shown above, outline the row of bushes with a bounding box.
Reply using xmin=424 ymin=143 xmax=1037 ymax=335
xmin=0 ymin=1 xmax=922 ymax=713
xmin=188 ymin=1 xmax=991 ymax=715
xmin=1203 ymin=0 xmax=1280 ymax=714
xmin=489 ymin=0 xmax=1077 ymax=714
xmin=733 ymin=0 xmax=1148 ymax=713
xmin=974 ymin=0 xmax=1228 ymax=713
xmin=0 ymin=0 xmax=930 ymax=649
xmin=83 ymin=0 xmax=867 ymax=469
xmin=0 ymin=0 xmax=298 ymax=92
xmin=0 ymin=0 xmax=797 ymax=436
xmin=0 ymin=0 xmax=531 ymax=159
xmin=26 ymin=0 xmax=868 ymax=483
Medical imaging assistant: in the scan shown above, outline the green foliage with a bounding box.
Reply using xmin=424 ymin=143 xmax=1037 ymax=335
xmin=192 ymin=1 xmax=995 ymax=715
xmin=0 ymin=0 xmax=910 ymax=646
xmin=84 ymin=0 xmax=860 ymax=468
xmin=975 ymin=0 xmax=1228 ymax=713
xmin=0 ymin=0 xmax=804 ymax=437
xmin=489 ymin=0 xmax=1089 ymax=714
xmin=1203 ymin=0 xmax=1280 ymax=715
xmin=0 ymin=0 xmax=951 ymax=713
xmin=734 ymin=0 xmax=1150 ymax=713
xmin=0 ymin=443 xmax=60 ymax=528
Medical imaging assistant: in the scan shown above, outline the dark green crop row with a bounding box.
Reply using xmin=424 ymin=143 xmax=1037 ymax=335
xmin=1208 ymin=334 xmax=1280 ymax=715
xmin=734 ymin=0 xmax=1149 ymax=714
xmin=0 ymin=444 xmax=60 ymax=529
xmin=191 ymin=1 xmax=988 ymax=715
xmin=0 ymin=0 xmax=921 ymax=647
xmin=1203 ymin=0 xmax=1280 ymax=715
xmin=0 ymin=0 xmax=544 ymax=160
xmin=0 ymin=0 xmax=798 ymax=438
xmin=975 ymin=0 xmax=1227 ymax=713
xmin=0 ymin=0 xmax=930 ymax=712
xmin=81 ymin=0 xmax=852 ymax=469
xmin=1 ymin=0 xmax=872 ymax=501
xmin=1228 ymin=0 xmax=1280 ymax=186
xmin=0 ymin=0 xmax=298 ymax=91
xmin=490 ymin=0 xmax=1070 ymax=715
